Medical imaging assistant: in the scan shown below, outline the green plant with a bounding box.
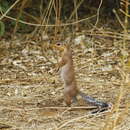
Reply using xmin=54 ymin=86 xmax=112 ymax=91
xmin=0 ymin=0 xmax=9 ymax=36
xmin=0 ymin=21 xmax=5 ymax=36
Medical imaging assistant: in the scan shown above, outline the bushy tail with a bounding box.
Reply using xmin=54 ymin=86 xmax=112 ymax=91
xmin=79 ymin=92 xmax=109 ymax=108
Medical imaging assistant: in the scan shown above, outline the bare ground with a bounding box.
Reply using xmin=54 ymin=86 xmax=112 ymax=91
xmin=0 ymin=34 xmax=129 ymax=130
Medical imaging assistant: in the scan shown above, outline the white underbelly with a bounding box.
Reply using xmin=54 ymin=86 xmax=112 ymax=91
xmin=60 ymin=63 xmax=75 ymax=85
xmin=60 ymin=64 xmax=70 ymax=82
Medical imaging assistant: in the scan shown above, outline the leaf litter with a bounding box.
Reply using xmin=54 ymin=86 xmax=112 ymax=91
xmin=0 ymin=32 xmax=129 ymax=130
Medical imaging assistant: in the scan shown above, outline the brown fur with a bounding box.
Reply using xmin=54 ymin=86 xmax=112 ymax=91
xmin=57 ymin=44 xmax=78 ymax=105
xmin=56 ymin=43 xmax=109 ymax=108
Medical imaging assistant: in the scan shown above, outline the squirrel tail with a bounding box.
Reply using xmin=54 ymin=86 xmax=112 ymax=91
xmin=79 ymin=91 xmax=109 ymax=108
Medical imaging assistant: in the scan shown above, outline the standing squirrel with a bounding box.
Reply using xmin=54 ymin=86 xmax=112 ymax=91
xmin=54 ymin=42 xmax=110 ymax=110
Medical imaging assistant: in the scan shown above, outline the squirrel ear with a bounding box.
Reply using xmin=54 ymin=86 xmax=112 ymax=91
xmin=66 ymin=37 xmax=72 ymax=43
xmin=65 ymin=37 xmax=73 ymax=48
xmin=65 ymin=43 xmax=71 ymax=49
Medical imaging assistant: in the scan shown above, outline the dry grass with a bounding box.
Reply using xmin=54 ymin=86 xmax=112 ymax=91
xmin=0 ymin=0 xmax=130 ymax=130
xmin=0 ymin=31 xmax=130 ymax=129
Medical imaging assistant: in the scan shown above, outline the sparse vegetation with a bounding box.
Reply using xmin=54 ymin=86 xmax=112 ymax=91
xmin=0 ymin=0 xmax=129 ymax=130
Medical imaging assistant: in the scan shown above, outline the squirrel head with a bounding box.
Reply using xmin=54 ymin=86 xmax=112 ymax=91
xmin=53 ymin=41 xmax=71 ymax=52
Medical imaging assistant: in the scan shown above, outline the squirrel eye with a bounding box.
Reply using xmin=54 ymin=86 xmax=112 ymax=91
xmin=57 ymin=43 xmax=61 ymax=46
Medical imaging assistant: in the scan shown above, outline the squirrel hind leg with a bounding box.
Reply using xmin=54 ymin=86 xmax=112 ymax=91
xmin=64 ymin=94 xmax=72 ymax=106
xmin=64 ymin=95 xmax=78 ymax=106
